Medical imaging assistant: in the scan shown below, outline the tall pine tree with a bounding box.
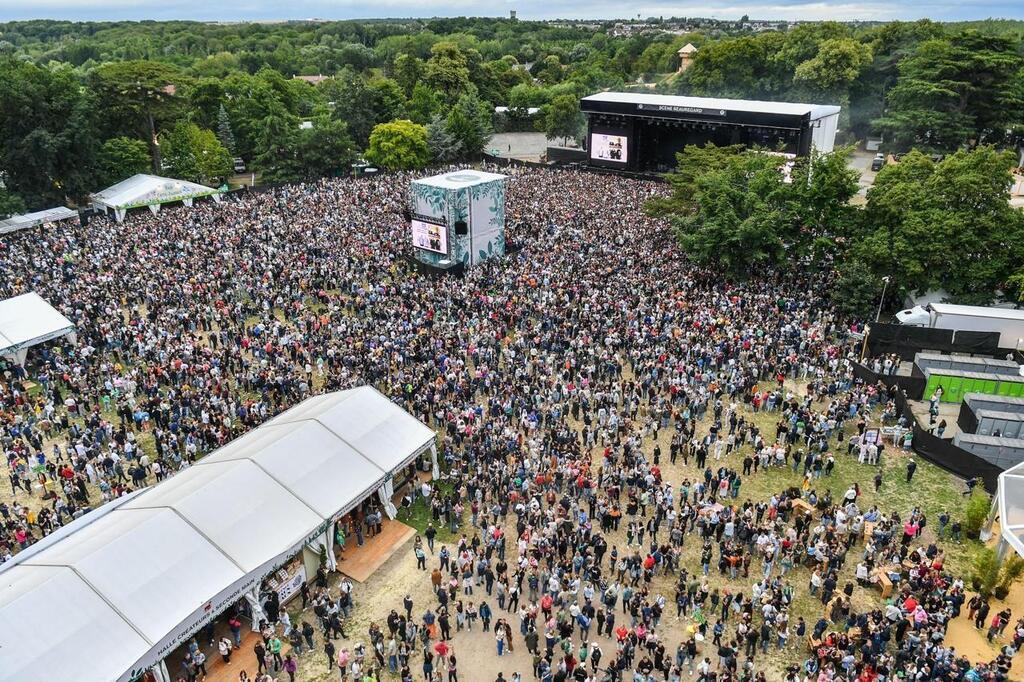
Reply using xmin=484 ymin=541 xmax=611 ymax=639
xmin=216 ymin=104 xmax=237 ymax=156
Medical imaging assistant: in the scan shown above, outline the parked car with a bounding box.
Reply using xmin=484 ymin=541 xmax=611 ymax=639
xmin=870 ymin=153 xmax=885 ymax=171
xmin=233 ymin=158 xmax=246 ymax=173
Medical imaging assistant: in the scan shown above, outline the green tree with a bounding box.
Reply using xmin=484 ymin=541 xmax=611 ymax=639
xmin=186 ymin=78 xmax=226 ymax=130
xmin=160 ymin=121 xmax=232 ymax=183
xmin=427 ymin=115 xmax=461 ymax=164
xmin=784 ymin=147 xmax=862 ymax=260
xmin=444 ymin=93 xmax=493 ymax=159
xmin=320 ymin=69 xmax=402 ymax=148
xmin=681 ymin=33 xmax=789 ymax=99
xmin=0 ymin=188 xmax=26 ymax=219
xmin=220 ymin=72 xmax=292 ymax=163
xmin=392 ymin=53 xmax=424 ymax=97
xmin=831 ymin=260 xmax=886 ymax=318
xmin=793 ymin=38 xmax=872 ymax=93
xmin=652 ymin=144 xmax=863 ymax=278
xmin=89 ymin=60 xmax=187 ymax=172
xmin=508 ymin=83 xmax=551 ymax=112
xmin=368 ymin=78 xmax=407 ymax=124
xmin=0 ymin=59 xmax=98 ymax=207
xmin=851 ymin=147 xmax=1024 ymax=303
xmin=365 ymin=119 xmax=429 ymax=170
xmin=97 ymin=137 xmax=151 ymax=186
xmin=255 ymin=114 xmax=302 ymax=181
xmin=874 ymin=33 xmax=1024 ymax=151
xmin=650 ymin=145 xmax=790 ymax=277
xmin=295 ymin=115 xmax=355 ymax=179
xmin=424 ymin=42 xmax=471 ymax=104
xmin=406 ymin=83 xmax=441 ymax=125
xmin=541 ymin=94 xmax=585 ymax=146
xmin=216 ymin=104 xmax=237 ymax=156
xmin=532 ymin=54 xmax=564 ymax=84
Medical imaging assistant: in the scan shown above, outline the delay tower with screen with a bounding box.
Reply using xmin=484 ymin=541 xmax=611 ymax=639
xmin=408 ymin=170 xmax=508 ymax=272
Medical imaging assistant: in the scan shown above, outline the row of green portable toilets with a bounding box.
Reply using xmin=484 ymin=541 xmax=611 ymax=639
xmin=923 ymin=368 xmax=1024 ymax=403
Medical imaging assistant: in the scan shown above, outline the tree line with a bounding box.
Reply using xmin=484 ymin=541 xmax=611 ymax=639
xmin=650 ymin=145 xmax=1024 ymax=312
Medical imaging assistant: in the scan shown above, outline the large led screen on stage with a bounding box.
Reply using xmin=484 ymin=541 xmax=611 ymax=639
xmin=411 ymin=219 xmax=448 ymax=254
xmin=590 ymin=133 xmax=628 ymax=163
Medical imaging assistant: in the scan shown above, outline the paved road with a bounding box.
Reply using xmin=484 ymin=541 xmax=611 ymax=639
xmin=487 ymin=132 xmax=561 ymax=161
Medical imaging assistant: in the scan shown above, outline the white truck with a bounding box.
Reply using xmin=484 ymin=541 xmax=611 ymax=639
xmin=895 ymin=302 xmax=1024 ymax=351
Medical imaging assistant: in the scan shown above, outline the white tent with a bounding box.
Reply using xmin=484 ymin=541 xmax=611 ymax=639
xmin=0 ymin=387 xmax=436 ymax=682
xmin=90 ymin=174 xmax=222 ymax=223
xmin=0 ymin=292 xmax=76 ymax=366
xmin=989 ymin=460 xmax=1024 ymax=560
xmin=0 ymin=207 xmax=77 ymax=235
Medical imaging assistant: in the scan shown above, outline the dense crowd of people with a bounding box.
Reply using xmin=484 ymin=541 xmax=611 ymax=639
xmin=0 ymin=168 xmax=1015 ymax=681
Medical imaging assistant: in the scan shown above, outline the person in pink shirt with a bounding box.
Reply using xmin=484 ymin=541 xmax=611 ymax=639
xmin=912 ymin=604 xmax=928 ymax=629
xmin=902 ymin=520 xmax=918 ymax=546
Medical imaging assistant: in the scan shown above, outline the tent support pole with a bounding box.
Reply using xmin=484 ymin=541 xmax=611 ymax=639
xmin=981 ymin=491 xmax=999 ymax=542
xmin=245 ymin=589 xmax=267 ymax=632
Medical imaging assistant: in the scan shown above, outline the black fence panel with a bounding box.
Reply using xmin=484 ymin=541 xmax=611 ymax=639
xmin=952 ymin=330 xmax=1001 ymax=355
xmin=851 ymin=362 xmax=926 ymax=400
xmin=957 ymin=401 xmax=978 ymax=437
xmin=867 ymin=322 xmax=1000 ymax=361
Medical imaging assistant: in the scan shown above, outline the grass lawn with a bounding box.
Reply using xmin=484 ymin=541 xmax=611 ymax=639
xmin=399 ymin=480 xmax=460 ymax=545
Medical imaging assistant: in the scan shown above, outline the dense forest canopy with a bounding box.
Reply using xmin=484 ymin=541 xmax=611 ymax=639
xmin=0 ymin=17 xmax=1022 ymax=214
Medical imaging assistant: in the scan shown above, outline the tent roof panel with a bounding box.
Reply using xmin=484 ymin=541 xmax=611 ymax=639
xmin=0 ymin=292 xmax=75 ymax=355
xmin=0 ymin=207 xmax=77 ymax=235
xmin=0 ymin=565 xmax=150 ymax=682
xmin=0 ymin=388 xmax=433 ymax=681
xmin=124 ymin=460 xmax=323 ymax=572
xmin=269 ymin=386 xmax=435 ymax=470
xmin=91 ymin=174 xmax=218 ymax=210
xmin=200 ymin=421 xmax=387 ymax=518
xmin=580 ymin=92 xmax=842 ymax=120
xmin=413 ymin=170 xmax=508 ymax=190
xmin=22 ymin=508 xmax=244 ymax=643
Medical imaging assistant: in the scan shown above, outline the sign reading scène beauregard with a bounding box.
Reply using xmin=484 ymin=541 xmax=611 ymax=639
xmin=635 ymin=104 xmax=727 ymax=116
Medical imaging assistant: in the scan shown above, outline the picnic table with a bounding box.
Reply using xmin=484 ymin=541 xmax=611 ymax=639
xmin=791 ymin=498 xmax=814 ymax=517
xmin=863 ymin=520 xmax=877 ymax=539
xmin=871 ymin=565 xmax=900 ymax=599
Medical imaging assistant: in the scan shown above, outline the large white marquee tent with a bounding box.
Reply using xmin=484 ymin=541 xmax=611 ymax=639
xmin=0 ymin=386 xmax=437 ymax=682
xmin=0 ymin=292 xmax=76 ymax=366
xmin=90 ymin=174 xmax=223 ymax=222
xmin=0 ymin=206 xmax=77 ymax=235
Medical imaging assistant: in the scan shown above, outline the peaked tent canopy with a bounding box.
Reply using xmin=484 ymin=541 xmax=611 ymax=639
xmin=0 ymin=386 xmax=437 ymax=682
xmin=0 ymin=207 xmax=77 ymax=235
xmin=90 ymin=174 xmax=223 ymax=222
xmin=0 ymin=292 xmax=76 ymax=366
xmin=990 ymin=459 xmax=1024 ymax=560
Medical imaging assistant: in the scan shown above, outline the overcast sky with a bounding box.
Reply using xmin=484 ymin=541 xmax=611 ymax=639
xmin=1 ymin=0 xmax=1021 ymax=23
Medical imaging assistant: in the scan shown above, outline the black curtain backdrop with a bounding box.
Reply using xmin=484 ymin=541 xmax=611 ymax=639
xmin=867 ymin=323 xmax=999 ymax=360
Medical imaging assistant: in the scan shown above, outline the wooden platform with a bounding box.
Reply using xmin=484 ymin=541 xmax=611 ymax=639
xmin=168 ymin=627 xmax=274 ymax=682
xmin=339 ymin=518 xmax=417 ymax=583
